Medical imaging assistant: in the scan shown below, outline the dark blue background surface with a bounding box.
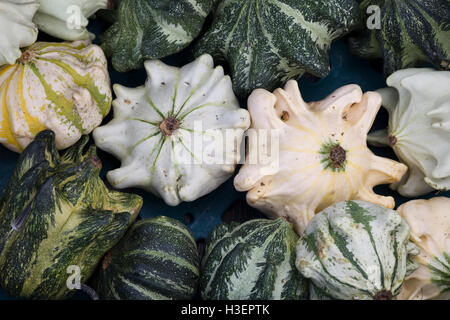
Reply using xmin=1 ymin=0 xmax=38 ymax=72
xmin=0 ymin=20 xmax=447 ymax=300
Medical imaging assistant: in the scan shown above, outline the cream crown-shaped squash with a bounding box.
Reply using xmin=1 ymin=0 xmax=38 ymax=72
xmin=93 ymin=54 xmax=250 ymax=206
xmin=0 ymin=0 xmax=39 ymax=66
xmin=368 ymin=68 xmax=450 ymax=197
xmin=397 ymin=197 xmax=450 ymax=300
xmin=33 ymin=0 xmax=110 ymax=41
xmin=234 ymin=80 xmax=407 ymax=234
xmin=0 ymin=40 xmax=112 ymax=152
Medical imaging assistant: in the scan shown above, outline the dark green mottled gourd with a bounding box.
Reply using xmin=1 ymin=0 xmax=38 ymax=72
xmin=194 ymin=0 xmax=361 ymax=97
xmin=200 ymin=218 xmax=308 ymax=300
xmin=96 ymin=216 xmax=199 ymax=300
xmin=349 ymin=0 xmax=450 ymax=75
xmin=0 ymin=130 xmax=143 ymax=300
xmin=101 ymin=0 xmax=214 ymax=72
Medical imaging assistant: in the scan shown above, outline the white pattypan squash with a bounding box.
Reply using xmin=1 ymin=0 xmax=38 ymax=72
xmin=93 ymin=54 xmax=250 ymax=206
xmin=34 ymin=0 xmax=110 ymax=40
xmin=368 ymin=68 xmax=450 ymax=197
xmin=234 ymin=80 xmax=407 ymax=234
xmin=0 ymin=40 xmax=112 ymax=152
xmin=0 ymin=0 xmax=39 ymax=66
xmin=397 ymin=197 xmax=450 ymax=300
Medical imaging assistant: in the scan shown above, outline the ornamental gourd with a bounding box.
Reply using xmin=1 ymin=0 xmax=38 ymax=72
xmin=0 ymin=40 xmax=112 ymax=153
xmin=96 ymin=216 xmax=199 ymax=300
xmin=200 ymin=218 xmax=308 ymax=300
xmin=349 ymin=0 xmax=450 ymax=76
xmin=0 ymin=130 xmax=143 ymax=300
xmin=101 ymin=0 xmax=214 ymax=72
xmin=34 ymin=0 xmax=111 ymax=40
xmin=0 ymin=0 xmax=39 ymax=67
xmin=368 ymin=69 xmax=450 ymax=197
xmin=397 ymin=197 xmax=450 ymax=300
xmin=93 ymin=54 xmax=250 ymax=206
xmin=296 ymin=200 xmax=420 ymax=300
xmin=234 ymin=80 xmax=407 ymax=235
xmin=194 ymin=0 xmax=361 ymax=97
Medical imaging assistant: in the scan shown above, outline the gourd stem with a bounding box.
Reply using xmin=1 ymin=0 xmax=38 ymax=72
xmin=80 ymin=284 xmax=99 ymax=301
xmin=159 ymin=117 xmax=180 ymax=136
xmin=373 ymin=290 xmax=393 ymax=300
xmin=17 ymin=50 xmax=34 ymax=64
xmin=388 ymin=135 xmax=397 ymax=147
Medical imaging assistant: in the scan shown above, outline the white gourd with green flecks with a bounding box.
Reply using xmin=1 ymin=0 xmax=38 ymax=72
xmin=0 ymin=0 xmax=39 ymax=67
xmin=93 ymin=54 xmax=251 ymax=206
xmin=296 ymin=200 xmax=420 ymax=300
xmin=368 ymin=68 xmax=450 ymax=197
xmin=0 ymin=40 xmax=112 ymax=153
xmin=234 ymin=80 xmax=408 ymax=235
xmin=397 ymin=197 xmax=450 ymax=300
xmin=34 ymin=0 xmax=110 ymax=40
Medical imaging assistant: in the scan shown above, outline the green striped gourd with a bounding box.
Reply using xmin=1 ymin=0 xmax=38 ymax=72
xmin=296 ymin=200 xmax=419 ymax=300
xmin=194 ymin=0 xmax=361 ymax=97
xmin=101 ymin=0 xmax=214 ymax=72
xmin=34 ymin=0 xmax=111 ymax=41
xmin=0 ymin=130 xmax=143 ymax=300
xmin=96 ymin=216 xmax=199 ymax=300
xmin=0 ymin=40 xmax=112 ymax=153
xmin=397 ymin=198 xmax=450 ymax=300
xmin=200 ymin=218 xmax=308 ymax=300
xmin=349 ymin=0 xmax=450 ymax=76
xmin=0 ymin=0 xmax=39 ymax=67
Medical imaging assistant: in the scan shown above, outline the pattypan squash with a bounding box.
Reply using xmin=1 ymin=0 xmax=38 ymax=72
xmin=349 ymin=0 xmax=450 ymax=76
xmin=101 ymin=0 xmax=214 ymax=72
xmin=194 ymin=0 xmax=361 ymax=97
xmin=0 ymin=40 xmax=112 ymax=153
xmin=0 ymin=0 xmax=39 ymax=67
xmin=397 ymin=197 xmax=450 ymax=300
xmin=368 ymin=68 xmax=450 ymax=197
xmin=296 ymin=200 xmax=419 ymax=300
xmin=234 ymin=80 xmax=407 ymax=234
xmin=93 ymin=54 xmax=250 ymax=206
xmin=34 ymin=0 xmax=111 ymax=41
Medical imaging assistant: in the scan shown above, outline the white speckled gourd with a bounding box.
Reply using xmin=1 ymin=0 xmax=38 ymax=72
xmin=296 ymin=200 xmax=420 ymax=300
xmin=368 ymin=68 xmax=450 ymax=197
xmin=34 ymin=0 xmax=110 ymax=40
xmin=397 ymin=197 xmax=450 ymax=300
xmin=0 ymin=40 xmax=112 ymax=152
xmin=234 ymin=80 xmax=407 ymax=234
xmin=0 ymin=0 xmax=39 ymax=66
xmin=93 ymin=54 xmax=251 ymax=206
